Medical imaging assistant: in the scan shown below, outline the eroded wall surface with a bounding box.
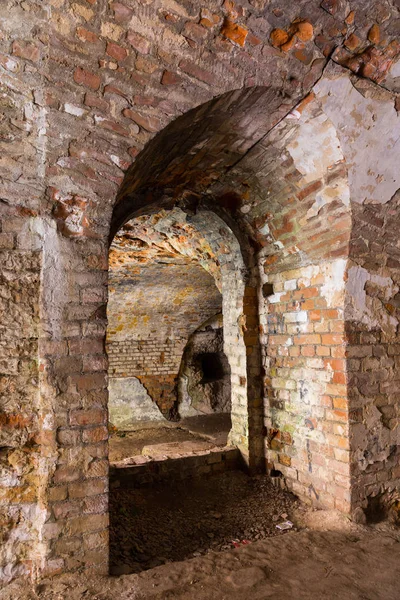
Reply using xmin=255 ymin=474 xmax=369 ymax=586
xmin=107 ymin=242 xmax=222 ymax=418
xmin=1 ymin=0 xmax=399 ymax=583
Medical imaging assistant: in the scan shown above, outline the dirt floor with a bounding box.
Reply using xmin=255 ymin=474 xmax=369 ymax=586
xmin=4 ymin=519 xmax=400 ymax=600
xmin=109 ymin=414 xmax=231 ymax=463
xmin=109 ymin=471 xmax=299 ymax=574
xmin=4 ymin=419 xmax=400 ymax=599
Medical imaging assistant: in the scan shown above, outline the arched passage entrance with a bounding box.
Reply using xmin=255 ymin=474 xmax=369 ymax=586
xmin=107 ymin=205 xmax=260 ymax=468
xmin=36 ymin=80 xmax=358 ymax=579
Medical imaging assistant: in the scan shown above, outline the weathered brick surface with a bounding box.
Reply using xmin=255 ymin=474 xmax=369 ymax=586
xmin=0 ymin=0 xmax=399 ymax=584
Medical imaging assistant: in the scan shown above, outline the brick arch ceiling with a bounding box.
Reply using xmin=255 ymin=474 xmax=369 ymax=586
xmin=111 ymin=86 xmax=352 ymax=272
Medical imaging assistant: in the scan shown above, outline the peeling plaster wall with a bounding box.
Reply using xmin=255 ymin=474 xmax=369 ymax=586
xmin=1 ymin=0 xmax=400 ymax=583
xmin=260 ymin=260 xmax=349 ymax=511
xmin=346 ymin=195 xmax=400 ymax=516
xmin=314 ymin=67 xmax=400 ymax=516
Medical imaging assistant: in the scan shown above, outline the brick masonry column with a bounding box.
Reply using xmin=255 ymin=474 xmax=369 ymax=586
xmin=38 ymin=224 xmax=110 ymax=577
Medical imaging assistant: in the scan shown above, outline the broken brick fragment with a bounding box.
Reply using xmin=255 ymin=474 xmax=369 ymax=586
xmin=220 ymin=18 xmax=248 ymax=47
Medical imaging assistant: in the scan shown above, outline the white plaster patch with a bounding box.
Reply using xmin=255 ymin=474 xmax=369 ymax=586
xmin=321 ymin=258 xmax=346 ymax=308
xmin=268 ymin=291 xmax=285 ymax=304
xmin=346 ymin=265 xmax=369 ymax=318
xmin=258 ymin=222 xmax=270 ymax=235
xmin=284 ymin=279 xmax=297 ymax=291
xmin=64 ymin=103 xmax=86 ymax=117
xmin=315 ymin=68 xmax=400 ymax=204
xmin=110 ymin=154 xmax=125 ymax=168
xmin=287 ymin=112 xmax=344 ymax=185
xmin=306 ymin=180 xmax=350 ymax=220
xmin=346 ymin=265 xmax=399 ymax=335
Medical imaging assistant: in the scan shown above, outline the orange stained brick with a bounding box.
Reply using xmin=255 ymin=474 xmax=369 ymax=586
xmin=293 ymin=333 xmax=321 ymax=345
xmin=324 ymin=358 xmax=346 ymax=371
xmin=333 ymin=397 xmax=348 ymax=409
xmin=331 ymin=346 xmax=346 ymax=358
xmin=321 ymin=309 xmax=340 ymax=319
xmin=327 ymin=434 xmax=350 ymax=450
xmin=278 ymin=453 xmax=291 ymax=466
xmin=301 ymin=345 xmax=315 ymax=357
xmin=330 ymin=321 xmax=345 ymax=333
xmin=317 ymin=346 xmax=331 ymax=356
xmin=293 ymin=286 xmax=319 ymax=300
xmin=326 ymin=409 xmax=348 ymax=423
xmin=309 ymin=309 xmax=321 ymax=321
xmin=289 ymin=346 xmax=300 ymax=356
xmin=321 ymin=334 xmax=344 ymax=345
xmin=333 ymin=371 xmax=347 ymax=384
xmin=326 ymin=383 xmax=347 ymax=397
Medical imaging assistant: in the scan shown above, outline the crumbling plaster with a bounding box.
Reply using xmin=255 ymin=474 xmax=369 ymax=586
xmin=1 ymin=0 xmax=400 ymax=583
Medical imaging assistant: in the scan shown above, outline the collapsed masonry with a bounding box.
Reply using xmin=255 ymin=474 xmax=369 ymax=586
xmin=1 ymin=0 xmax=400 ymax=584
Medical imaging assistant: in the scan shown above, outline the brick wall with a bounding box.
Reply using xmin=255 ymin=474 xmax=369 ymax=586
xmin=107 ymin=256 xmax=222 ymax=417
xmin=261 ymin=262 xmax=350 ymax=511
xmin=347 ymin=197 xmax=400 ymax=518
xmin=108 ymin=339 xmax=184 ymax=377
xmin=1 ymin=0 xmax=399 ymax=583
xmin=107 ymin=338 xmax=185 ymax=417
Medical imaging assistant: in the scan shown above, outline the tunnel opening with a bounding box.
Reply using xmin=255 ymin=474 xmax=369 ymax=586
xmin=199 ymin=352 xmax=226 ymax=384
xmin=107 ymin=207 xmax=259 ymax=575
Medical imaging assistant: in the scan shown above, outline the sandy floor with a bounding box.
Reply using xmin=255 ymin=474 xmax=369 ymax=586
xmin=4 ymin=517 xmax=400 ymax=600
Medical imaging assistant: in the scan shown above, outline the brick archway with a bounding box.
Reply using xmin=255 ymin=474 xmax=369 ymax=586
xmin=108 ymin=205 xmax=264 ymax=470
xmin=2 ymin=0 xmax=399 ymax=577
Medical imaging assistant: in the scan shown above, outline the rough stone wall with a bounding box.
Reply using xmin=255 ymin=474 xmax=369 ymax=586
xmin=0 ymin=3 xmax=51 ymax=583
xmin=312 ymin=69 xmax=400 ymax=518
xmin=347 ymin=195 xmax=400 ymax=518
xmin=107 ymin=259 xmax=222 ymax=417
xmin=108 ymin=377 xmax=163 ymax=427
xmin=1 ymin=0 xmax=399 ymax=584
xmin=178 ymin=319 xmax=232 ymax=417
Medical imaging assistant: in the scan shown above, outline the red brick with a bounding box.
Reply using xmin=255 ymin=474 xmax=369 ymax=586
xmin=297 ymin=180 xmax=323 ymax=201
xmin=326 ymin=409 xmax=348 ymax=423
xmin=112 ymin=1 xmax=133 ymax=23
xmin=293 ymin=334 xmax=321 ymax=345
xmin=301 ymin=346 xmax=315 ymax=357
xmin=127 ymin=30 xmax=150 ymax=54
xmin=68 ymin=478 xmax=107 ymax=499
xmin=12 ymin=40 xmax=40 ymax=62
xmin=324 ymin=358 xmax=345 ymax=371
xmin=178 ymin=59 xmax=216 ymax=85
xmin=70 ymin=409 xmax=106 ymax=426
xmin=106 ymin=42 xmax=128 ymax=61
xmin=74 ymin=67 xmax=101 ymax=90
xmin=321 ymin=334 xmax=344 ymax=345
xmin=161 ymin=69 xmax=183 ymax=85
xmin=82 ymin=426 xmax=108 ymax=443
xmin=123 ymin=108 xmax=160 ymax=132
xmin=75 ymin=373 xmax=107 ymax=391
xmin=76 ymin=27 xmax=99 ymax=43
xmin=333 ymin=397 xmax=348 ymax=409
xmin=84 ymin=93 xmax=109 ymax=111
xmin=182 ymin=22 xmax=208 ymax=43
